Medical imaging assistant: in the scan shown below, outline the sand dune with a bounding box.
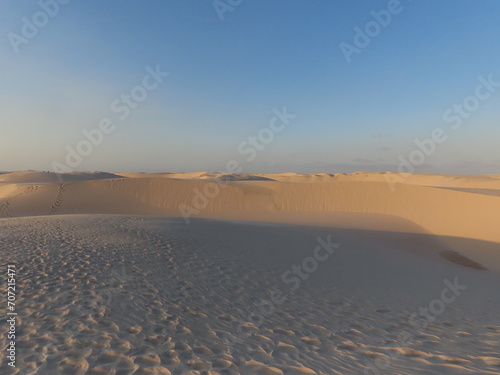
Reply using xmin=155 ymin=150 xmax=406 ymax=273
xmin=1 ymin=215 xmax=499 ymax=374
xmin=0 ymin=171 xmax=126 ymax=184
xmin=115 ymin=172 xmax=276 ymax=181
xmin=1 ymin=171 xmax=498 ymax=270
xmin=1 ymin=171 xmax=499 ymax=374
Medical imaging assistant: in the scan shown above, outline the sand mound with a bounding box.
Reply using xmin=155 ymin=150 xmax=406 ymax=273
xmin=333 ymin=172 xmax=500 ymax=190
xmin=0 ymin=171 xmax=125 ymax=184
xmin=1 ymin=171 xmax=499 ymax=270
xmin=117 ymin=172 xmax=276 ymax=181
xmin=2 ymin=171 xmax=500 ymax=373
xmin=1 ymin=215 xmax=499 ymax=374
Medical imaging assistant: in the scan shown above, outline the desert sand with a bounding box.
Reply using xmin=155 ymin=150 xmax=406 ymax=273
xmin=0 ymin=171 xmax=499 ymax=374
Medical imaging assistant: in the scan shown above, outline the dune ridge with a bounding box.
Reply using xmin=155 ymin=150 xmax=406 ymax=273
xmin=1 ymin=171 xmax=499 ymax=270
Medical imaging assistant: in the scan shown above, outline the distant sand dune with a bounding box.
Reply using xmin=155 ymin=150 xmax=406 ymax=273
xmin=0 ymin=170 xmax=126 ymax=184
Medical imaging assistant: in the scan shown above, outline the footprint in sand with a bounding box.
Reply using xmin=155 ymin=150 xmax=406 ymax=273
xmin=49 ymin=183 xmax=66 ymax=215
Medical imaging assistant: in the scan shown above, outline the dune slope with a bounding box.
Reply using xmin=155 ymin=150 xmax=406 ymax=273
xmin=1 ymin=215 xmax=499 ymax=375
xmin=1 ymin=172 xmax=499 ymax=269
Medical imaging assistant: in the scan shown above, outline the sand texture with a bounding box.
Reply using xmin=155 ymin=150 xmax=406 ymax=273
xmin=0 ymin=171 xmax=499 ymax=374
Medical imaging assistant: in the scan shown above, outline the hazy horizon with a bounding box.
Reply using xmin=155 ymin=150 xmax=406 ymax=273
xmin=1 ymin=0 xmax=499 ymax=174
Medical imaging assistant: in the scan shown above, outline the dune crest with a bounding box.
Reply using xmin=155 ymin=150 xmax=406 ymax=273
xmin=1 ymin=171 xmax=499 ymax=270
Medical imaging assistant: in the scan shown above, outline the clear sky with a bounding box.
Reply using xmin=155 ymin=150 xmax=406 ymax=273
xmin=1 ymin=0 xmax=499 ymax=174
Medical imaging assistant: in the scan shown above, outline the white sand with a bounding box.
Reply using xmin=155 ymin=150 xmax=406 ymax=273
xmin=0 ymin=171 xmax=499 ymax=374
xmin=2 ymin=171 xmax=500 ymax=270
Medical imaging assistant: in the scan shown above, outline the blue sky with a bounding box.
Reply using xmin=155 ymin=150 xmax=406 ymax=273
xmin=1 ymin=0 xmax=499 ymax=173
